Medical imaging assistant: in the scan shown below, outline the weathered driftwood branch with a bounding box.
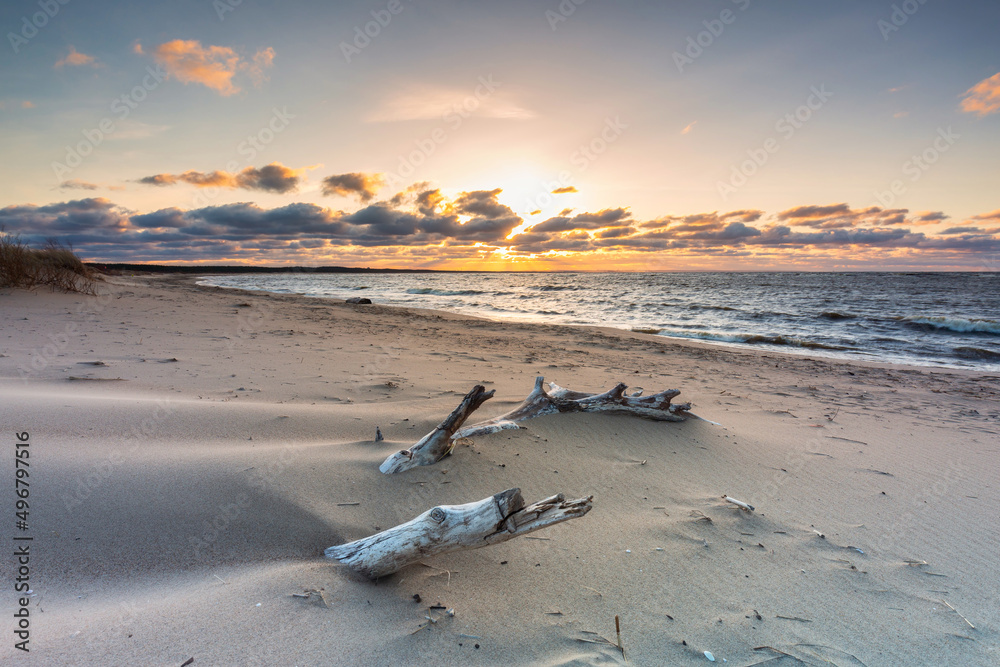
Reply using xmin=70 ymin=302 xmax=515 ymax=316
xmin=379 ymin=385 xmax=494 ymax=474
xmin=325 ymin=488 xmax=593 ymax=578
xmin=455 ymin=376 xmax=695 ymax=439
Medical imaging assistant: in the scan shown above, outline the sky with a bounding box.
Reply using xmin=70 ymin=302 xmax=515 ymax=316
xmin=1 ymin=0 xmax=998 ymax=270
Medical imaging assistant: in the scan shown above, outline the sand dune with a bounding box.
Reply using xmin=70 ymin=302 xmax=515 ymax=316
xmin=2 ymin=275 xmax=998 ymax=665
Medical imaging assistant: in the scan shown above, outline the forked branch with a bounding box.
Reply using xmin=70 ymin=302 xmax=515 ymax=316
xmin=455 ymin=375 xmax=695 ymax=439
xmin=325 ymin=488 xmax=593 ymax=578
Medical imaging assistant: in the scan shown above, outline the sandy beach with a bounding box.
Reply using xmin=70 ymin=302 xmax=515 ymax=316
xmin=2 ymin=274 xmax=998 ymax=666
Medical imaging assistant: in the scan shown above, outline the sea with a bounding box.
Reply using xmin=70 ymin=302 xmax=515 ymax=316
xmin=197 ymin=272 xmax=1000 ymax=372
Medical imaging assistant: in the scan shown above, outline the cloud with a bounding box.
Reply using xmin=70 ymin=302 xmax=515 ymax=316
xmin=640 ymin=209 xmax=764 ymax=232
xmin=529 ymin=208 xmax=631 ymax=234
xmin=55 ymin=46 xmax=98 ymax=68
xmin=58 ymin=179 xmax=125 ymax=192
xmin=138 ymin=163 xmax=302 ymax=193
xmin=776 ymin=203 xmax=913 ymax=228
xmin=238 ymin=164 xmax=301 ymax=193
xmin=911 ymin=211 xmax=949 ymax=224
xmin=960 ymin=72 xmax=1000 ymax=116
xmin=971 ymin=209 xmax=1000 ymax=222
xmin=365 ymin=83 xmax=534 ymax=123
xmin=551 ymin=186 xmax=578 ymax=194
xmin=142 ymin=40 xmax=274 ymax=96
xmin=0 ymin=198 xmax=129 ymax=234
xmin=940 ymin=227 xmax=983 ymax=235
xmin=321 ymin=173 xmax=384 ymax=202
xmin=21 ymin=101 xmax=35 ymax=109
xmin=681 ymin=121 xmax=698 ymax=135
xmin=2 ymin=193 xmax=997 ymax=267
xmin=59 ymin=179 xmax=98 ymax=190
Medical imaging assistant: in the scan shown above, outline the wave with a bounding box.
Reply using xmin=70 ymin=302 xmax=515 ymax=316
xmin=898 ymin=316 xmax=1000 ymax=335
xmin=535 ymin=285 xmax=582 ymax=292
xmin=405 ymin=288 xmax=487 ymax=296
xmin=655 ymin=329 xmax=853 ymax=350
xmin=687 ymin=304 xmax=738 ymax=312
xmin=953 ymin=346 xmax=1000 ymax=361
xmin=819 ymin=311 xmax=857 ymax=320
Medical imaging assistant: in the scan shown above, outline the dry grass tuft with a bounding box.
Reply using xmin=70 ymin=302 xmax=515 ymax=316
xmin=0 ymin=232 xmax=99 ymax=294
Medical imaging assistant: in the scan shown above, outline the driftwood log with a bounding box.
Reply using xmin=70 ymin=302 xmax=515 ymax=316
xmin=325 ymin=488 xmax=593 ymax=578
xmin=379 ymin=385 xmax=494 ymax=474
xmin=455 ymin=375 xmax=695 ymax=439
xmin=379 ymin=377 xmax=698 ymax=474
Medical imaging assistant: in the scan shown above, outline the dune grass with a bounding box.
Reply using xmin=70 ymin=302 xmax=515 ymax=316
xmin=0 ymin=232 xmax=99 ymax=294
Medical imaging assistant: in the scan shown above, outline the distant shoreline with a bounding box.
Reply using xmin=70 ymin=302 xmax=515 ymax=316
xmin=86 ymin=263 xmax=997 ymax=275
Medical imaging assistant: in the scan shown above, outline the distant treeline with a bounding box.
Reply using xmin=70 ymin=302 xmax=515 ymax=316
xmin=88 ymin=263 xmax=440 ymax=274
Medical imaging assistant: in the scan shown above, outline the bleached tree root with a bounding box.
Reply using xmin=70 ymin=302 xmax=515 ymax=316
xmin=325 ymin=488 xmax=593 ymax=579
xmin=455 ymin=376 xmax=695 ymax=439
xmin=379 ymin=385 xmax=494 ymax=474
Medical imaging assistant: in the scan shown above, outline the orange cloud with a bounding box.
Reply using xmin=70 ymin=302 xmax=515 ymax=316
xmin=971 ymin=209 xmax=1000 ymax=222
xmin=960 ymin=72 xmax=1000 ymax=116
xmin=55 ymin=46 xmax=98 ymax=68
xmin=144 ymin=40 xmax=274 ymax=96
xmin=681 ymin=120 xmax=698 ymax=134
xmin=138 ymin=163 xmax=302 ymax=193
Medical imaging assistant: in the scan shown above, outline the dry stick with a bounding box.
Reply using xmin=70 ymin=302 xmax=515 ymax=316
xmin=723 ymin=495 xmax=755 ymax=513
xmin=941 ymin=600 xmax=975 ymax=629
xmin=615 ymin=615 xmax=627 ymax=661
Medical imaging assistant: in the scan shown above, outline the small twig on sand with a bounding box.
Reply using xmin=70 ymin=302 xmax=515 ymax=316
xmin=581 ymin=585 xmax=604 ymax=597
xmin=941 ymin=600 xmax=975 ymax=629
xmin=213 ymin=574 xmax=228 ymax=585
xmin=417 ymin=562 xmax=452 ymax=586
xmin=776 ymin=615 xmax=812 ymax=623
xmin=723 ymin=495 xmax=755 ymax=513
